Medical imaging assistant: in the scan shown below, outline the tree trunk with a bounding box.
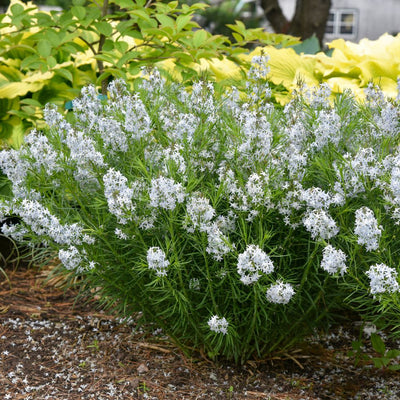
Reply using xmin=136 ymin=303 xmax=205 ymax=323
xmin=260 ymin=0 xmax=290 ymax=34
xmin=260 ymin=0 xmax=332 ymax=47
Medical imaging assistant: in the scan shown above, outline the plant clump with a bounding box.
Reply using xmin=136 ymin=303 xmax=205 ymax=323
xmin=1 ymin=59 xmax=400 ymax=364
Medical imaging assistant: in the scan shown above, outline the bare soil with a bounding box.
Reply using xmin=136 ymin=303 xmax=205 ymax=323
xmin=0 ymin=253 xmax=400 ymax=399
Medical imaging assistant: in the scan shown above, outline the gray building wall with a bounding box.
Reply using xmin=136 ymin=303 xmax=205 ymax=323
xmin=274 ymin=0 xmax=400 ymax=42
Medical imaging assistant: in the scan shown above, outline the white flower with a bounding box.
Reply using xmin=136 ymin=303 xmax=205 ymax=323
xmin=354 ymin=207 xmax=382 ymax=251
xmin=149 ymin=176 xmax=185 ymax=210
xmin=365 ymin=263 xmax=399 ymax=295
xmin=147 ymin=247 xmax=170 ymax=277
xmin=24 ymin=129 xmax=61 ymax=174
xmin=362 ymin=322 xmax=377 ymax=337
xmin=16 ymin=199 xmax=89 ymax=245
xmin=207 ymin=315 xmax=229 ymax=335
xmin=248 ymin=54 xmax=270 ymax=80
xmin=205 ymin=223 xmax=233 ymax=261
xmin=266 ymin=281 xmax=295 ymax=304
xmin=299 ymin=187 xmax=338 ymax=209
xmin=320 ymin=245 xmax=347 ymax=275
xmin=237 ymin=244 xmax=274 ymax=285
xmin=58 ymin=246 xmax=82 ymax=271
xmin=303 ymin=209 xmax=339 ymax=240
xmin=115 ymin=228 xmax=128 ymax=240
xmin=103 ymin=168 xmax=135 ymax=224
xmin=189 ymin=278 xmax=200 ymax=291
xmin=186 ymin=194 xmax=215 ymax=231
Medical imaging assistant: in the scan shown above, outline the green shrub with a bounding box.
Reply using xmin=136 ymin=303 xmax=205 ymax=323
xmin=2 ymin=58 xmax=400 ymax=363
xmin=0 ymin=0 xmax=299 ymax=147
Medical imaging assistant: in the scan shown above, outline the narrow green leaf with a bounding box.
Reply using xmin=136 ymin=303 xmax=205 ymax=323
xmin=94 ymin=54 xmax=117 ymax=65
xmin=35 ymin=12 xmax=53 ymax=27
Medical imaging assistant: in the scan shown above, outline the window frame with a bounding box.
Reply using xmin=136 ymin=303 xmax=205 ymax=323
xmin=325 ymin=8 xmax=358 ymax=39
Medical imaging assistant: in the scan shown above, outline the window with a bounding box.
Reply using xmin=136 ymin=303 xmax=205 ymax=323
xmin=326 ymin=9 xmax=358 ymax=37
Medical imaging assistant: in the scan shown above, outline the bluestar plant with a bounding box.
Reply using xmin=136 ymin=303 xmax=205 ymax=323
xmin=2 ymin=59 xmax=400 ymax=363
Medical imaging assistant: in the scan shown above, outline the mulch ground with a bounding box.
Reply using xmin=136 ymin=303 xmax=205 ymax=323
xmin=1 ymin=245 xmax=400 ymax=399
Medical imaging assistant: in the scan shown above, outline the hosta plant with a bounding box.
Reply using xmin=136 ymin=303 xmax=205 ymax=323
xmin=2 ymin=59 xmax=400 ymax=363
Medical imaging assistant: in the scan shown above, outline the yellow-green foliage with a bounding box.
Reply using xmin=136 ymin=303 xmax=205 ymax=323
xmin=0 ymin=0 xmax=299 ymax=147
xmin=209 ymin=34 xmax=400 ymax=104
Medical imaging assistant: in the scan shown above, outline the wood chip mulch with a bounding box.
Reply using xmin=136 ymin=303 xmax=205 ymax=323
xmin=1 ymin=245 xmax=400 ymax=399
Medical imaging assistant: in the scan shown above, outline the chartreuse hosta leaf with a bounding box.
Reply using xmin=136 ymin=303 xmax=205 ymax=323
xmin=315 ymin=33 xmax=400 ymax=97
xmin=0 ymin=70 xmax=54 ymax=99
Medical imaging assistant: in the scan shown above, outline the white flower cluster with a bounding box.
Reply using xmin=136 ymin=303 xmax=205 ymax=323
xmin=237 ymin=112 xmax=272 ymax=164
xmin=354 ymin=207 xmax=381 ymax=251
xmin=103 ymin=168 xmax=135 ymax=224
xmin=320 ymin=245 xmax=347 ymax=276
xmin=365 ymin=263 xmax=399 ymax=295
xmin=299 ymin=186 xmax=343 ymax=210
xmin=266 ymin=281 xmax=295 ymax=304
xmin=186 ymin=194 xmax=215 ymax=232
xmin=205 ymin=224 xmax=233 ymax=261
xmin=0 ymin=149 xmax=29 ymax=196
xmin=303 ymin=209 xmax=339 ymax=240
xmin=311 ymin=110 xmax=341 ymax=151
xmin=16 ymin=199 xmax=92 ymax=245
xmin=58 ymin=246 xmax=83 ymax=271
xmin=207 ymin=315 xmax=229 ymax=335
xmin=149 ymin=176 xmax=185 ymax=210
xmin=24 ymin=130 xmax=60 ymax=174
xmin=237 ymin=244 xmax=274 ymax=285
xmin=147 ymin=247 xmax=170 ymax=277
xmin=248 ymin=54 xmax=270 ymax=81
xmin=64 ymin=129 xmax=106 ymax=186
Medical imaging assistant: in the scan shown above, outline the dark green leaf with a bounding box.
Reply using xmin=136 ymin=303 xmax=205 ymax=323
xmin=371 ymin=333 xmax=386 ymax=355
xmin=291 ymin=35 xmax=321 ymax=55
xmin=385 ymin=349 xmax=400 ymax=358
